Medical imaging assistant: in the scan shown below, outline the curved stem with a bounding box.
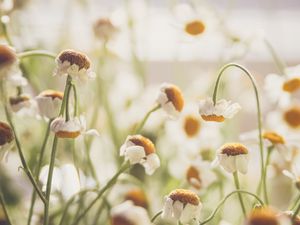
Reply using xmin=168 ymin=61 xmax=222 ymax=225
xmin=233 ymin=172 xmax=246 ymax=217
xmin=212 ymin=63 xmax=265 ymax=202
xmin=151 ymin=211 xmax=162 ymax=223
xmin=133 ymin=104 xmax=160 ymax=134
xmin=199 ymin=190 xmax=264 ymax=225
xmin=70 ymin=162 xmax=130 ymax=225
xmin=293 ymin=202 xmax=300 ymax=221
xmin=17 ymin=50 xmax=56 ymax=60
xmin=0 ymin=81 xmax=46 ymax=204
xmin=0 ymin=190 xmax=13 ymax=225
xmin=264 ymin=39 xmax=286 ymax=75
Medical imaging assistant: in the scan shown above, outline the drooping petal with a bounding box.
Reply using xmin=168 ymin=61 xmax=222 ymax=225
xmin=125 ymin=145 xmax=146 ymax=164
xmin=161 ymin=197 xmax=174 ymax=220
xmin=142 ymin=153 xmax=160 ymax=175
xmin=172 ymin=200 xmax=184 ymax=219
xmin=235 ymin=154 xmax=249 ymax=174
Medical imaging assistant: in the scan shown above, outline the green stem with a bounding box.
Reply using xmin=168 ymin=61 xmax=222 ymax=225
xmin=262 ymin=146 xmax=273 ymax=205
xmin=27 ymin=120 xmax=53 ymax=225
xmin=290 ymin=194 xmax=300 ymax=211
xmin=133 ymin=105 xmax=160 ymax=134
xmin=293 ymin=202 xmax=300 ymax=221
xmin=0 ymin=15 xmax=13 ymax=46
xmin=0 ymin=190 xmax=13 ymax=225
xmin=0 ymin=81 xmax=46 ymax=204
xmin=70 ymin=163 xmax=130 ymax=225
xmin=264 ymin=39 xmax=286 ymax=75
xmin=199 ymin=190 xmax=264 ymax=225
xmin=72 ymin=84 xmax=78 ymax=117
xmin=212 ymin=63 xmax=265 ymax=202
xmin=59 ymin=75 xmax=72 ymax=117
xmin=17 ymin=50 xmax=56 ymax=60
xmin=151 ymin=211 xmax=162 ymax=223
xmin=233 ymin=172 xmax=246 ymax=217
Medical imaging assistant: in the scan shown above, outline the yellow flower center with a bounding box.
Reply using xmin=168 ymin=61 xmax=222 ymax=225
xmin=262 ymin=131 xmax=285 ymax=145
xmin=55 ymin=130 xmax=81 ymax=139
xmin=220 ymin=143 xmax=248 ymax=156
xmin=111 ymin=215 xmax=134 ymax=225
xmin=0 ymin=121 xmax=13 ymax=146
xmin=201 ymin=114 xmax=225 ymax=122
xmin=58 ymin=50 xmax=91 ymax=70
xmin=283 ymin=107 xmax=300 ymax=128
xmin=246 ymin=207 xmax=279 ymax=225
xmin=186 ymin=166 xmax=202 ymax=189
xmin=169 ymin=189 xmax=200 ymax=206
xmin=185 ymin=20 xmax=206 ymax=36
xmin=40 ymin=89 xmax=64 ymax=100
xmin=9 ymin=95 xmax=30 ymax=106
xmin=164 ymin=85 xmax=184 ymax=112
xmin=129 ymin=135 xmax=156 ymax=155
xmin=125 ymin=189 xmax=148 ymax=209
xmin=282 ymin=78 xmax=300 ymax=93
xmin=0 ymin=45 xmax=17 ymax=68
xmin=183 ymin=115 xmax=201 ymax=137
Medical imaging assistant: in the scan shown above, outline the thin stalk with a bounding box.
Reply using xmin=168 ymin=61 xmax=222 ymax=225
xmin=0 ymin=16 xmax=13 ymax=46
xmin=27 ymin=120 xmax=53 ymax=225
xmin=17 ymin=50 xmax=56 ymax=60
xmin=290 ymin=194 xmax=300 ymax=211
xmin=262 ymin=146 xmax=273 ymax=205
xmin=212 ymin=63 xmax=265 ymax=202
xmin=59 ymin=75 xmax=73 ymax=116
xmin=151 ymin=211 xmax=162 ymax=223
xmin=199 ymin=190 xmax=264 ymax=225
xmin=133 ymin=104 xmax=160 ymax=134
xmin=70 ymin=163 xmax=130 ymax=225
xmin=264 ymin=39 xmax=286 ymax=75
xmin=72 ymin=84 xmax=78 ymax=117
xmin=0 ymin=191 xmax=13 ymax=225
xmin=233 ymin=172 xmax=246 ymax=217
xmin=0 ymin=81 xmax=46 ymax=204
xmin=293 ymin=202 xmax=300 ymax=221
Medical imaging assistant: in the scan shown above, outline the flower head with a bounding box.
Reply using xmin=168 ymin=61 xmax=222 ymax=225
xmin=54 ymin=50 xmax=95 ymax=82
xmin=120 ymin=135 xmax=160 ymax=175
xmin=36 ymin=90 xmax=63 ymax=119
xmin=124 ymin=188 xmax=148 ymax=209
xmin=0 ymin=121 xmax=14 ymax=160
xmin=199 ymin=98 xmax=241 ymax=122
xmin=50 ymin=116 xmax=99 ymax=139
xmin=185 ymin=20 xmax=205 ymax=36
xmin=93 ymin=18 xmax=118 ymax=42
xmin=111 ymin=201 xmax=152 ymax=225
xmin=183 ymin=115 xmax=201 ymax=138
xmin=0 ymin=44 xmax=17 ymax=76
xmin=186 ymin=165 xmax=202 ymax=189
xmin=156 ymin=83 xmax=184 ymax=119
xmin=9 ymin=94 xmax=31 ymax=112
xmin=162 ymin=189 xmax=202 ymax=223
xmin=283 ymin=106 xmax=300 ymax=129
xmin=245 ymin=207 xmax=290 ymax=225
xmin=212 ymin=142 xmax=249 ymax=174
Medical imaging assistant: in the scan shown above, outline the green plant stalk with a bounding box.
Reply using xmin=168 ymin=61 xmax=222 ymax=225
xmin=17 ymin=50 xmax=56 ymax=60
xmin=133 ymin=104 xmax=160 ymax=134
xmin=212 ymin=63 xmax=266 ymax=202
xmin=233 ymin=172 xmax=246 ymax=217
xmin=199 ymin=190 xmax=264 ymax=225
xmin=151 ymin=211 xmax=162 ymax=223
xmin=264 ymin=39 xmax=286 ymax=75
xmin=293 ymin=201 xmax=300 ymax=221
xmin=27 ymin=120 xmax=53 ymax=225
xmin=0 ymin=190 xmax=13 ymax=225
xmin=70 ymin=163 xmax=130 ymax=225
xmin=290 ymin=194 xmax=300 ymax=211
xmin=0 ymin=81 xmax=46 ymax=204
xmin=262 ymin=146 xmax=273 ymax=206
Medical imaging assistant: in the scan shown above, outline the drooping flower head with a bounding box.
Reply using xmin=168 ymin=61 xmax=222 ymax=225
xmin=213 ymin=142 xmax=249 ymax=174
xmin=162 ymin=189 xmax=202 ymax=223
xmin=124 ymin=188 xmax=148 ymax=209
xmin=0 ymin=44 xmax=18 ymax=77
xmin=36 ymin=90 xmax=63 ymax=119
xmin=185 ymin=20 xmax=205 ymax=36
xmin=0 ymin=121 xmax=14 ymax=160
xmin=120 ymin=135 xmax=160 ymax=175
xmin=245 ymin=207 xmax=291 ymax=225
xmin=9 ymin=94 xmax=31 ymax=112
xmin=199 ymin=98 xmax=241 ymax=122
xmin=156 ymin=83 xmax=184 ymax=119
xmin=54 ymin=50 xmax=95 ymax=82
xmin=93 ymin=18 xmax=118 ymax=42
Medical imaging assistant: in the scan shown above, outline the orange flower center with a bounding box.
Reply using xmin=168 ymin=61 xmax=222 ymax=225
xmin=169 ymin=189 xmax=200 ymax=206
xmin=40 ymin=90 xmax=64 ymax=100
xmin=129 ymin=135 xmax=155 ymax=155
xmin=186 ymin=166 xmax=202 ymax=189
xmin=0 ymin=121 xmax=13 ymax=146
xmin=0 ymin=45 xmax=17 ymax=68
xmin=183 ymin=115 xmax=201 ymax=137
xmin=201 ymin=114 xmax=225 ymax=122
xmin=55 ymin=130 xmax=81 ymax=139
xmin=185 ymin=20 xmax=206 ymax=36
xmin=125 ymin=189 xmax=148 ymax=209
xmin=282 ymin=78 xmax=300 ymax=93
xmin=58 ymin=50 xmax=91 ymax=70
xmin=220 ymin=143 xmax=248 ymax=156
xmin=9 ymin=95 xmax=30 ymax=106
xmin=111 ymin=215 xmax=134 ymax=225
xmin=164 ymin=85 xmax=184 ymax=112
xmin=283 ymin=107 xmax=300 ymax=128
xmin=262 ymin=132 xmax=285 ymax=145
xmin=246 ymin=207 xmax=279 ymax=225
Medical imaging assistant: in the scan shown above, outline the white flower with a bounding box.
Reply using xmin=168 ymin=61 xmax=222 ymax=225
xmin=93 ymin=18 xmax=118 ymax=42
xmin=283 ymin=165 xmax=300 ymax=190
xmin=36 ymin=90 xmax=63 ymax=119
xmin=199 ymin=98 xmax=241 ymax=122
xmin=156 ymin=83 xmax=184 ymax=119
xmin=54 ymin=50 xmax=95 ymax=82
xmin=212 ymin=143 xmax=249 ymax=174
xmin=9 ymin=94 xmax=32 ymax=113
xmin=120 ymin=135 xmax=160 ymax=175
xmin=111 ymin=201 xmax=152 ymax=225
xmin=50 ymin=116 xmax=99 ymax=139
xmin=0 ymin=121 xmax=14 ymax=161
xmin=162 ymin=189 xmax=202 ymax=224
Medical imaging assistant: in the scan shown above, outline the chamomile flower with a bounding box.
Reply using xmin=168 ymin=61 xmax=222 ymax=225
xmin=36 ymin=90 xmax=63 ymax=119
xmin=120 ymin=135 xmax=160 ymax=175
xmin=54 ymin=50 xmax=95 ymax=82
xmin=110 ymin=201 xmax=152 ymax=225
xmin=9 ymin=94 xmax=31 ymax=112
xmin=156 ymin=83 xmax=184 ymax=119
xmin=124 ymin=188 xmax=148 ymax=209
xmin=161 ymin=189 xmax=202 ymax=223
xmin=212 ymin=143 xmax=249 ymax=174
xmin=199 ymin=98 xmax=241 ymax=122
xmin=50 ymin=116 xmax=99 ymax=139
xmin=93 ymin=18 xmax=118 ymax=42
xmin=0 ymin=44 xmax=17 ymax=77
xmin=0 ymin=121 xmax=14 ymax=160
xmin=245 ymin=207 xmax=291 ymax=225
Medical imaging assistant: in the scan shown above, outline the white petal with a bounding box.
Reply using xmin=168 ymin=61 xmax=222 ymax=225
xmin=85 ymin=129 xmax=100 ymax=136
xmin=282 ymin=170 xmax=296 ymax=181
xmin=125 ymin=146 xmax=146 ymax=164
xmin=161 ymin=197 xmax=173 ymax=219
xmin=142 ymin=153 xmax=160 ymax=175
xmin=180 ymin=203 xmax=201 ymax=223
xmin=219 ymin=154 xmax=236 ymax=173
xmin=172 ymin=201 xmax=184 ymax=219
xmin=235 ymin=154 xmax=249 ymax=174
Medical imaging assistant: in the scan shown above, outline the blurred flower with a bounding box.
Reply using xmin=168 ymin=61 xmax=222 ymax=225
xmin=93 ymin=18 xmax=118 ymax=42
xmin=283 ymin=106 xmax=300 ymax=129
xmin=124 ymin=188 xmax=148 ymax=209
xmin=50 ymin=116 xmax=99 ymax=139
xmin=156 ymin=83 xmax=184 ymax=119
xmin=161 ymin=189 xmax=201 ymax=223
xmin=199 ymin=98 xmax=241 ymax=122
xmin=212 ymin=143 xmax=249 ymax=174
xmin=120 ymin=135 xmax=160 ymax=175
xmin=9 ymin=94 xmax=31 ymax=112
xmin=110 ymin=201 xmax=152 ymax=225
xmin=184 ymin=20 xmax=205 ymax=36
xmin=54 ymin=50 xmax=95 ymax=82
xmin=245 ymin=207 xmax=291 ymax=225
xmin=0 ymin=121 xmax=13 ymax=160
xmin=0 ymin=0 xmax=13 ymax=13
xmin=283 ymin=166 xmax=300 ymax=191
xmin=0 ymin=44 xmax=17 ymax=76
xmin=36 ymin=89 xmax=63 ymax=119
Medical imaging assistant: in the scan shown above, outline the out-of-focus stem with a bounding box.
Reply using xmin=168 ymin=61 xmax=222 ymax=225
xmin=233 ymin=172 xmax=246 ymax=217
xmin=133 ymin=104 xmax=160 ymax=134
